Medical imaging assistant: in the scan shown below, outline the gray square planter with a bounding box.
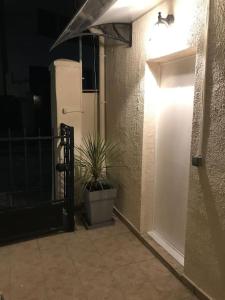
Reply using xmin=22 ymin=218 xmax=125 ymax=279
xmin=84 ymin=188 xmax=117 ymax=225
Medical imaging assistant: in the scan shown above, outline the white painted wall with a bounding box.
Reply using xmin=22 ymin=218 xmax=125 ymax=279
xmin=50 ymin=59 xmax=98 ymax=200
xmin=150 ymin=55 xmax=196 ymax=264
xmin=82 ymin=92 xmax=98 ymax=138
xmin=50 ymin=59 xmax=83 ymax=145
xmin=99 ymin=37 xmax=106 ymax=139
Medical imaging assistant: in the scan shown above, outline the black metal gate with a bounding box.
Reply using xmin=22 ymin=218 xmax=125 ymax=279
xmin=0 ymin=123 xmax=75 ymax=243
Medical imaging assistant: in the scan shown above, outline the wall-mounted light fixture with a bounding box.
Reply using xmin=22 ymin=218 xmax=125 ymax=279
xmin=156 ymin=12 xmax=174 ymax=26
xmin=148 ymin=11 xmax=175 ymax=53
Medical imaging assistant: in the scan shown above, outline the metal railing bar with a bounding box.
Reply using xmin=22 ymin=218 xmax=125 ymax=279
xmin=38 ymin=128 xmax=43 ymax=201
xmin=0 ymin=199 xmax=65 ymax=212
xmin=8 ymin=129 xmax=14 ymax=207
xmin=2 ymin=188 xmax=47 ymax=194
xmin=1 ymin=123 xmax=75 ymax=236
xmin=23 ymin=128 xmax=29 ymax=192
xmin=0 ymin=136 xmax=52 ymax=142
xmin=51 ymin=128 xmax=56 ymax=202
xmin=0 ymin=135 xmax=70 ymax=142
xmin=69 ymin=126 xmax=75 ymax=230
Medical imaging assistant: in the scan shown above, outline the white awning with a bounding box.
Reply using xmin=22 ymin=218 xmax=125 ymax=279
xmin=51 ymin=0 xmax=161 ymax=50
xmin=93 ymin=0 xmax=161 ymax=25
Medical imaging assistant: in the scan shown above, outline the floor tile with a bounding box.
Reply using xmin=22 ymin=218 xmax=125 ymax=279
xmin=44 ymin=273 xmax=84 ymax=300
xmin=0 ymin=218 xmax=198 ymax=300
xmin=93 ymin=231 xmax=141 ymax=254
xmin=112 ymin=260 xmax=196 ymax=300
xmin=0 ymin=247 xmax=12 ymax=300
xmin=88 ymin=219 xmax=129 ymax=241
xmin=37 ymin=233 xmax=66 ymax=251
xmin=80 ymin=269 xmax=124 ymax=300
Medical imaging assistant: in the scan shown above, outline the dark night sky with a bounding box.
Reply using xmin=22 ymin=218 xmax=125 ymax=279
xmin=1 ymin=0 xmax=77 ymax=96
xmin=0 ymin=0 xmax=98 ymax=95
xmin=0 ymin=0 xmax=99 ymax=134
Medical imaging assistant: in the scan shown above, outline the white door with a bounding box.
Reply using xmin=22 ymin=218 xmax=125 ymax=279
xmin=152 ymin=55 xmax=195 ymax=264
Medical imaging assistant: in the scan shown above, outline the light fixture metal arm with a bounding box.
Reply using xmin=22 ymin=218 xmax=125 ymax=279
xmin=157 ymin=12 xmax=174 ymax=26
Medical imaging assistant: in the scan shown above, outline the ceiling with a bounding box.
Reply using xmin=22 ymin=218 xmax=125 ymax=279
xmin=93 ymin=0 xmax=163 ymax=25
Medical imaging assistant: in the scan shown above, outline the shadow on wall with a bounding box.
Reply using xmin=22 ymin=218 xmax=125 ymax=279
xmin=198 ymin=84 xmax=225 ymax=298
xmin=105 ymin=42 xmax=146 ymax=227
xmin=198 ymin=167 xmax=225 ymax=298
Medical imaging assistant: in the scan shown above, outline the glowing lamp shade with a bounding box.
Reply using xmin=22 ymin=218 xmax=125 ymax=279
xmin=149 ymin=12 xmax=175 ymax=58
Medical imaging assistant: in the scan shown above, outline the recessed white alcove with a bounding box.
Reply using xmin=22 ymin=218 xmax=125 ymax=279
xmin=147 ymin=48 xmax=196 ymax=265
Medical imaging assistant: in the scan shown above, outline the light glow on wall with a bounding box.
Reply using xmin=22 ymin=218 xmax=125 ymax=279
xmin=113 ymin=0 xmax=152 ymax=10
xmin=144 ymin=63 xmax=160 ymax=121
xmin=144 ymin=55 xmax=196 ymax=121
xmin=146 ymin=2 xmax=196 ymax=60
xmin=147 ymin=22 xmax=190 ymax=59
xmin=94 ymin=0 xmax=162 ymax=24
xmin=158 ymin=86 xmax=194 ymax=117
xmin=144 ymin=66 xmax=194 ymax=122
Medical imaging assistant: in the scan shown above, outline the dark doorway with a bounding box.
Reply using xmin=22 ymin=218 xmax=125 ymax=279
xmin=29 ymin=66 xmax=51 ymax=136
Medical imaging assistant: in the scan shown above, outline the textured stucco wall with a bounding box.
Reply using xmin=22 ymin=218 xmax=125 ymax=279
xmin=105 ymin=0 xmax=175 ymax=229
xmin=105 ymin=42 xmax=143 ymax=229
xmin=105 ymin=0 xmax=203 ymax=235
xmin=184 ymin=1 xmax=225 ymax=299
xmin=105 ymin=14 xmax=147 ymax=229
xmin=105 ymin=0 xmax=225 ymax=299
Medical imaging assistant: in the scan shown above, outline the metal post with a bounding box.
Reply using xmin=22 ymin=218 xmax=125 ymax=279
xmin=51 ymin=128 xmax=56 ymax=202
xmin=23 ymin=128 xmax=28 ymax=192
xmin=38 ymin=128 xmax=43 ymax=201
xmin=8 ymin=128 xmax=13 ymax=207
xmin=59 ymin=124 xmax=75 ymax=231
xmin=0 ymin=0 xmax=8 ymax=95
xmin=68 ymin=126 xmax=75 ymax=231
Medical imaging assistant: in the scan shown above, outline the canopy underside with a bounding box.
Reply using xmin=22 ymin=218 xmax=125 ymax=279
xmin=51 ymin=0 xmax=161 ymax=50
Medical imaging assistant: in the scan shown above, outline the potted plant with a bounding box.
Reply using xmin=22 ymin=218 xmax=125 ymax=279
xmin=75 ymin=135 xmax=118 ymax=226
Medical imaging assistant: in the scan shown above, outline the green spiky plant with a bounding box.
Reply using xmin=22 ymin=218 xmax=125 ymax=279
xmin=75 ymin=135 xmax=118 ymax=192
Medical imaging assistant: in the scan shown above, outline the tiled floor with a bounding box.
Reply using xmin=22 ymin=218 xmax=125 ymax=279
xmin=0 ymin=217 xmax=198 ymax=300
